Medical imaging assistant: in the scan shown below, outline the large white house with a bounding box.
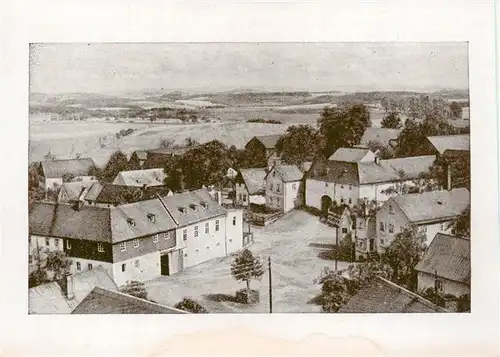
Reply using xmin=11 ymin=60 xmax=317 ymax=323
xmin=306 ymin=149 xmax=437 ymax=211
xmin=375 ymin=188 xmax=469 ymax=253
xmin=29 ymin=189 xmax=247 ymax=287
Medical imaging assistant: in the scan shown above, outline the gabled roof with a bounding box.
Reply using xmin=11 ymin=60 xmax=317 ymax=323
xmin=326 ymin=205 xmax=351 ymax=228
xmin=133 ymin=150 xmax=148 ymax=161
xmin=87 ymin=183 xmax=172 ymax=205
xmin=415 ymin=233 xmax=470 ymax=284
xmin=147 ymin=147 xmax=191 ymax=156
xmin=41 ymin=158 xmax=95 ymax=179
xmin=83 ymin=182 xmax=104 ymax=201
xmin=113 ymin=168 xmax=166 ymax=187
xmin=60 ymin=182 xmax=94 ymax=202
xmin=391 ymin=188 xmax=470 ymax=224
xmin=266 ymin=164 xmax=303 ymax=182
xmin=71 ymin=287 xmax=188 ymax=314
xmin=328 ymin=148 xmax=374 ymax=163
xmin=248 ymin=134 xmax=282 ymax=149
xmin=29 ymin=267 xmax=118 ymax=314
xmin=339 ymin=276 xmax=448 ymax=313
xmin=360 ymin=128 xmax=402 ymax=147
xmin=427 ymin=135 xmax=470 ymax=155
xmin=159 ymin=189 xmax=227 ymax=227
xmin=309 ymin=155 xmax=435 ymax=185
xmin=239 ymin=168 xmax=267 ymax=195
xmin=29 ymin=199 xmax=178 ymax=244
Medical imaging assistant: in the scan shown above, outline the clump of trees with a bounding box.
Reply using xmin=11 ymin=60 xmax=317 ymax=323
xmin=318 ymin=104 xmax=371 ymax=157
xmin=174 ymin=298 xmax=208 ymax=313
xmin=381 ymin=111 xmax=403 ymax=129
xmin=276 ymin=125 xmax=323 ymax=166
xmin=29 ymin=248 xmax=72 ymax=288
xmin=247 ymin=118 xmax=282 ymax=124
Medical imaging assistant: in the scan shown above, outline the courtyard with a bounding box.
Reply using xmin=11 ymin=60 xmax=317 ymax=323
xmin=145 ymin=210 xmax=351 ymax=313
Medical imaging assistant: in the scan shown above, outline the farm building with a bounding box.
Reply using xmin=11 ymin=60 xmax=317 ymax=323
xmin=29 ymin=188 xmax=247 ymax=287
xmin=113 ymin=168 xmax=167 ymax=187
xmin=234 ymin=168 xmax=267 ymax=206
xmin=376 ymin=188 xmax=469 ymax=253
xmin=38 ymin=158 xmax=97 ymax=190
xmin=425 ymin=134 xmax=470 ymax=158
xmin=306 ymin=154 xmax=437 ymax=210
xmin=245 ymin=134 xmax=283 ymax=170
xmin=415 ymin=233 xmax=470 ymax=297
xmin=359 ymin=127 xmax=402 ymax=149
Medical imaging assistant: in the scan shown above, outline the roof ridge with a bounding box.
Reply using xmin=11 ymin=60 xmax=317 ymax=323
xmin=42 ymin=157 xmax=94 ymax=163
xmin=376 ymin=276 xmax=448 ymax=312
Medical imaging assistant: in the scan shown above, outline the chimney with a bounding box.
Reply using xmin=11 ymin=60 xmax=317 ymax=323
xmin=73 ymin=200 xmax=83 ymax=211
xmin=445 ymin=164 xmax=452 ymax=191
xmin=142 ymin=183 xmax=147 ymax=191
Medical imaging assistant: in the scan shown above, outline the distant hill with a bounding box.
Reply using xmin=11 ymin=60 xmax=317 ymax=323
xmin=431 ymin=88 xmax=469 ymax=99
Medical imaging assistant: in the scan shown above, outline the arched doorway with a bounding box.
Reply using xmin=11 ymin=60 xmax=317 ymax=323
xmin=320 ymin=195 xmax=332 ymax=217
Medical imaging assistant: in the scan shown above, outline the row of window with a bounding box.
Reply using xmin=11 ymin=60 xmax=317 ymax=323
xmin=42 ymin=238 xmax=105 ymax=253
xmin=269 ymin=196 xmax=282 ymax=206
xmin=182 ymin=219 xmax=224 ymax=241
xmin=379 ymin=222 xmax=405 ymax=234
xmin=324 ymin=182 xmax=353 ymax=190
xmin=238 ymin=193 xmax=247 ymax=202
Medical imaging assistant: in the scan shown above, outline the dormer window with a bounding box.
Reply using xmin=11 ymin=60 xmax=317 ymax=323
xmin=147 ymin=213 xmax=156 ymax=222
xmin=189 ymin=204 xmax=197 ymax=211
xmin=178 ymin=207 xmax=187 ymax=214
xmin=200 ymin=201 xmax=208 ymax=209
xmin=127 ymin=218 xmax=136 ymax=227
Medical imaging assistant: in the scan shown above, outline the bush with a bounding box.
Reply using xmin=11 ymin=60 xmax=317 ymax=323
xmin=235 ymin=289 xmax=259 ymax=304
xmin=247 ymin=118 xmax=282 ymax=124
xmin=174 ymin=298 xmax=208 ymax=313
xmin=317 ymin=237 xmax=354 ymax=262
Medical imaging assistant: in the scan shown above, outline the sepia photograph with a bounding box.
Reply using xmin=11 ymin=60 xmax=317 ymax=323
xmin=28 ymin=42 xmax=471 ymax=315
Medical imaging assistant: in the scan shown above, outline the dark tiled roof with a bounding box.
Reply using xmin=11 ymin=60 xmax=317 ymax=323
xmin=339 ymin=276 xmax=448 ymax=313
xmin=159 ymin=189 xmax=227 ymax=227
xmin=91 ymin=184 xmax=171 ymax=205
xmin=392 ymin=188 xmax=469 ymax=223
xmin=415 ymin=233 xmax=470 ymax=284
xmin=239 ymin=168 xmax=267 ymax=195
xmin=41 ymin=158 xmax=95 ymax=179
xmin=60 ymin=182 xmax=93 ymax=202
xmin=29 ymin=267 xmax=118 ymax=314
xmin=83 ymin=182 xmax=104 ymax=201
xmin=328 ymin=148 xmax=374 ymax=162
xmin=427 ymin=135 xmax=470 ymax=155
xmin=71 ymin=287 xmax=188 ymax=314
xmin=266 ymin=164 xmax=304 ymax=182
xmin=360 ymin=128 xmax=402 ymax=147
xmin=147 ymin=147 xmax=191 ymax=156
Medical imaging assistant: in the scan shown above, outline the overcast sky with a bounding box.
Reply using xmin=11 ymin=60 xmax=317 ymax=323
xmin=30 ymin=42 xmax=469 ymax=94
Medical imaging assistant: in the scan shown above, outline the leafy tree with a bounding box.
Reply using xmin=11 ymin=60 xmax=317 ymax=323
xmin=381 ymin=97 xmax=389 ymax=112
xmin=381 ymin=111 xmax=403 ymax=129
xmin=29 ymin=268 xmax=48 ymax=288
xmin=44 ymin=251 xmax=72 ymax=281
xmin=381 ymin=228 xmax=427 ymax=290
xmin=365 ymin=140 xmax=395 ymax=159
xmin=313 ymin=262 xmax=392 ymax=312
xmin=119 ymin=280 xmax=149 ymax=300
xmin=456 ymin=293 xmax=470 ymax=312
xmin=450 ymin=101 xmax=463 ymax=119
xmin=184 ymin=137 xmax=199 ymax=148
xmin=318 ymin=104 xmax=371 ymax=157
xmin=101 ymin=150 xmax=130 ymax=182
xmin=230 ymin=249 xmax=264 ymax=297
xmin=174 ymin=298 xmax=208 ymax=313
xmin=275 ymin=125 xmax=322 ymax=166
xmin=448 ymin=204 xmax=470 ymax=238
xmin=159 ymin=139 xmax=175 ymax=149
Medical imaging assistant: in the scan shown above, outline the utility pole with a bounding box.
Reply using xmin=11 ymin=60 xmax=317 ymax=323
xmin=268 ymin=257 xmax=272 ymax=313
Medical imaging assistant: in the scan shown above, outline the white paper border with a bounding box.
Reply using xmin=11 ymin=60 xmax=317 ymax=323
xmin=1 ymin=1 xmax=498 ymax=356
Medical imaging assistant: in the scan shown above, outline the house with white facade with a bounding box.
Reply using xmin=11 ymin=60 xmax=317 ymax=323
xmin=415 ymin=233 xmax=470 ymax=297
xmin=39 ymin=158 xmax=97 ymax=190
xmin=375 ymin=188 xmax=469 ymax=253
xmin=234 ymin=168 xmax=267 ymax=206
xmin=113 ymin=168 xmax=167 ymax=187
xmin=305 ymin=153 xmax=437 ymax=211
xmin=29 ymin=189 xmax=246 ymax=287
xmin=265 ymin=164 xmax=304 ymax=213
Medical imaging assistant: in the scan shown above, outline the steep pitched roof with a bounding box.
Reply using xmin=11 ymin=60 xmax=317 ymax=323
xmin=29 ymin=199 xmax=178 ymax=244
xmin=29 ymin=267 xmax=118 ymax=314
xmin=113 ymin=168 xmax=166 ymax=187
xmin=41 ymin=158 xmax=95 ymax=179
xmin=360 ymin=128 xmax=402 ymax=147
xmin=328 ymin=148 xmax=374 ymax=162
xmin=251 ymin=134 xmax=282 ymax=149
xmin=83 ymin=182 xmax=104 ymax=201
xmin=427 ymin=135 xmax=470 ymax=155
xmin=266 ymin=164 xmax=304 ymax=182
xmin=392 ymin=188 xmax=470 ymax=224
xmin=309 ymin=156 xmax=435 ymax=185
xmin=339 ymin=276 xmax=448 ymax=313
xmin=159 ymin=189 xmax=227 ymax=227
xmin=239 ymin=168 xmax=267 ymax=195
xmin=60 ymin=182 xmax=93 ymax=202
xmin=71 ymin=287 xmax=188 ymax=314
xmin=87 ymin=184 xmax=172 ymax=205
xmin=415 ymin=233 xmax=470 ymax=284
